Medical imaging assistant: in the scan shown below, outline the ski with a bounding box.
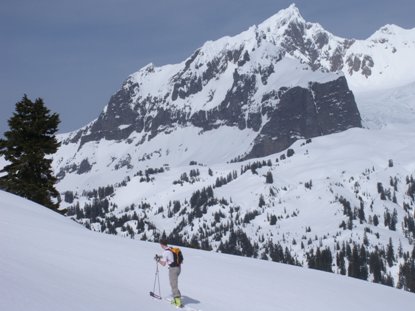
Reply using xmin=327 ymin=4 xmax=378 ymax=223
xmin=149 ymin=291 xmax=162 ymax=300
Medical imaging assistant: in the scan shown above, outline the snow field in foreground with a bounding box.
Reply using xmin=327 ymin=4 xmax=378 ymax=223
xmin=1 ymin=190 xmax=414 ymax=311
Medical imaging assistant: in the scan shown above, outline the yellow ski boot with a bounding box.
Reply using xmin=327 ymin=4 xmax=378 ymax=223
xmin=174 ymin=297 xmax=183 ymax=308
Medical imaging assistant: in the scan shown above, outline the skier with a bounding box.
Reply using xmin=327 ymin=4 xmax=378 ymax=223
xmin=155 ymin=239 xmax=183 ymax=307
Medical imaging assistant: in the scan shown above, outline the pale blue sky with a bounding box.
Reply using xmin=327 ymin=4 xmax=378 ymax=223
xmin=1 ymin=0 xmax=414 ymax=135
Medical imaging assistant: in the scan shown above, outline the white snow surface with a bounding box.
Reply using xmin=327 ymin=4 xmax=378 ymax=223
xmin=1 ymin=190 xmax=414 ymax=311
xmin=346 ymin=24 xmax=415 ymax=92
xmin=355 ymin=81 xmax=415 ymax=128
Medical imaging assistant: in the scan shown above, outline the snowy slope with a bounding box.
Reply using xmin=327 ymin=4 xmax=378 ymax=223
xmin=55 ymin=126 xmax=258 ymax=192
xmin=345 ymin=25 xmax=415 ymax=92
xmin=355 ymin=81 xmax=415 ymax=128
xmin=1 ymin=190 xmax=414 ymax=311
xmin=51 ymin=117 xmax=415 ymax=292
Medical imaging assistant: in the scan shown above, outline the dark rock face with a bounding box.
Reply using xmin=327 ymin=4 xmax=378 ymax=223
xmin=311 ymin=76 xmax=361 ymax=133
xmin=346 ymin=54 xmax=374 ymax=77
xmin=79 ymin=82 xmax=139 ymax=146
xmin=276 ymin=20 xmax=357 ymax=72
xmin=246 ymin=76 xmax=361 ymax=159
xmin=77 ymin=159 xmax=92 ymax=174
xmin=70 ymin=56 xmax=361 ymax=159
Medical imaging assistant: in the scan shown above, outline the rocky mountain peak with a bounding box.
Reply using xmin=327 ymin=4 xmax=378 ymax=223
xmin=258 ymin=3 xmax=305 ymax=31
xmin=372 ymin=24 xmax=406 ymax=37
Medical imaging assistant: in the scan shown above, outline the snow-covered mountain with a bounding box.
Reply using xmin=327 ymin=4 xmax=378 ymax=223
xmin=2 ymin=190 xmax=415 ymax=311
xmin=61 ymin=4 xmax=363 ymax=161
xmin=3 ymin=4 xmax=415 ymax=292
xmin=55 ymin=4 xmax=415 ymax=179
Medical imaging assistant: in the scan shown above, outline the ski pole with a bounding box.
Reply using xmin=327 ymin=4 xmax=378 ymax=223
xmin=151 ymin=261 xmax=161 ymax=298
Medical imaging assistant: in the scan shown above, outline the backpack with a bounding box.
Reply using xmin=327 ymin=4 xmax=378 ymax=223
xmin=169 ymin=247 xmax=184 ymax=267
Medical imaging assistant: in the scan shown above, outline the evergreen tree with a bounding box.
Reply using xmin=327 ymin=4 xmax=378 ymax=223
xmin=348 ymin=244 xmax=363 ymax=279
xmin=357 ymin=200 xmax=366 ymax=223
xmin=0 ymin=95 xmax=61 ymax=210
xmin=390 ymin=209 xmax=398 ymax=231
xmin=269 ymin=214 xmax=277 ymax=225
xmin=258 ymin=194 xmax=266 ymax=207
xmin=369 ymin=250 xmax=383 ymax=283
xmin=336 ymin=250 xmax=346 ymax=275
xmin=308 ymin=247 xmax=333 ymax=272
xmin=265 ymin=171 xmax=274 ymax=184
xmin=386 ymin=238 xmax=395 ymax=267
xmin=398 ymin=247 xmax=415 ymax=292
xmin=377 ymin=182 xmax=386 ymax=200
xmin=373 ymin=214 xmax=379 ymax=226
xmin=359 ymin=245 xmax=369 ymax=280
